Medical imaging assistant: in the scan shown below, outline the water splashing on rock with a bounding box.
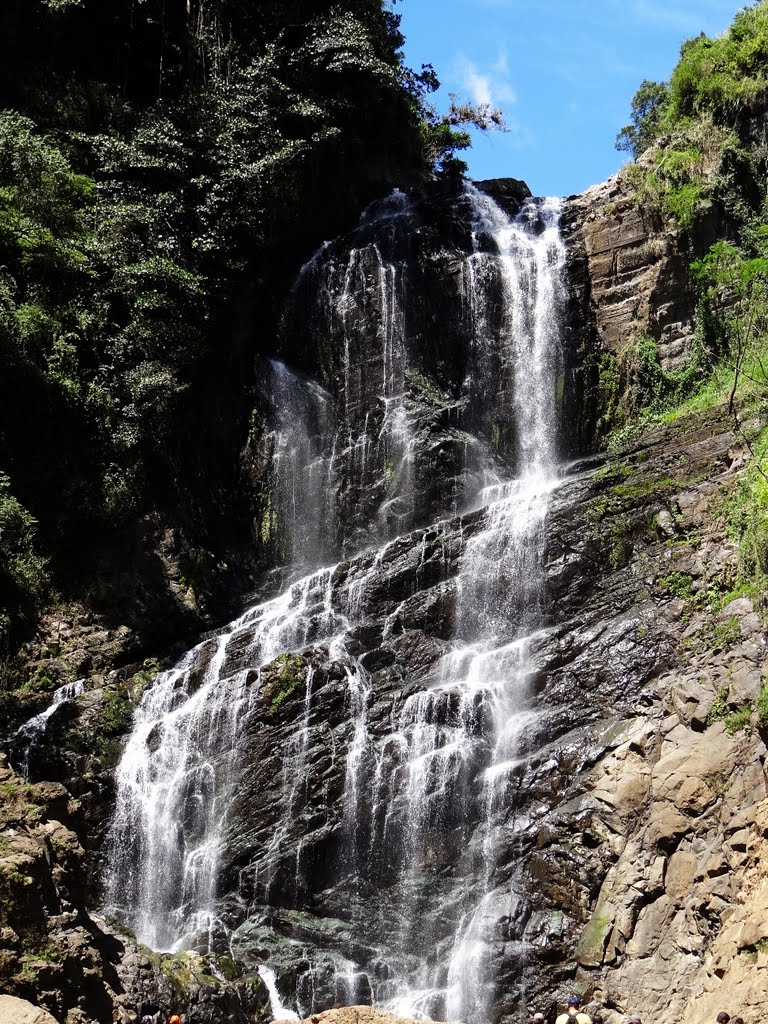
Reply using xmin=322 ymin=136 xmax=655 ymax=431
xmin=105 ymin=183 xmax=567 ymax=1022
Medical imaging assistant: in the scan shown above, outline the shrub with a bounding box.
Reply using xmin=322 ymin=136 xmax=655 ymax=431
xmin=0 ymin=472 xmax=49 ymax=646
xmin=757 ymin=677 xmax=768 ymax=726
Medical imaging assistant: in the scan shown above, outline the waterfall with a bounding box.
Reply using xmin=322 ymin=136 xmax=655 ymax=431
xmin=285 ymin=190 xmax=417 ymax=554
xmin=371 ymin=189 xmax=566 ymax=1022
xmin=5 ymin=680 xmax=84 ymax=781
xmin=104 ymin=184 xmax=567 ymax=1022
xmin=266 ymin=359 xmax=337 ymax=573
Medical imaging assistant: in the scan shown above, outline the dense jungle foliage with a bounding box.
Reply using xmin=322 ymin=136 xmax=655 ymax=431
xmin=0 ymin=0 xmax=492 ymax=651
xmin=615 ymin=0 xmax=768 ymax=603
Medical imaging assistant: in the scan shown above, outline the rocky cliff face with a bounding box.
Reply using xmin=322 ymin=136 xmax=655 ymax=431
xmin=3 ymin=169 xmax=767 ymax=1024
xmin=107 ymin=405 xmax=761 ymax=1024
xmin=563 ymin=161 xmax=723 ymax=376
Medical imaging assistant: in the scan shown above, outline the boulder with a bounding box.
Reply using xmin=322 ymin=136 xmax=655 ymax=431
xmin=0 ymin=996 xmax=58 ymax=1024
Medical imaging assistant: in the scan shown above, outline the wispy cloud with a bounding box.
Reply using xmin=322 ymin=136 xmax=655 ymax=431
xmin=451 ymin=49 xmax=535 ymax=150
xmin=455 ymin=49 xmax=517 ymax=110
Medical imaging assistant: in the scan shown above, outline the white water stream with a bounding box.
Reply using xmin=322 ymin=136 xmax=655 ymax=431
xmin=106 ymin=185 xmax=566 ymax=1022
xmin=8 ymin=680 xmax=85 ymax=780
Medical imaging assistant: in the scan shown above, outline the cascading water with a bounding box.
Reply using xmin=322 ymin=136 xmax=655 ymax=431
xmin=105 ymin=183 xmax=567 ymax=1022
xmin=5 ymin=680 xmax=85 ymax=781
xmin=368 ymin=189 xmax=566 ymax=1022
xmin=285 ymin=190 xmax=418 ymax=553
xmin=266 ymin=358 xmax=337 ymax=573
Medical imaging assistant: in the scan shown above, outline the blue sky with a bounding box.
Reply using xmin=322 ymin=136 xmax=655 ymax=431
xmin=397 ymin=0 xmax=747 ymax=197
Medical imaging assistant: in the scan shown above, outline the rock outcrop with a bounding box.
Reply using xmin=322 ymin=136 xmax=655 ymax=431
xmin=564 ymin=162 xmax=722 ymax=374
xmin=0 ymin=996 xmax=59 ymax=1024
xmin=273 ymin=1008 xmax=438 ymax=1024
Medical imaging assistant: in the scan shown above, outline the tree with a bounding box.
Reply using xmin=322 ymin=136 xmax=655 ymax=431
xmin=693 ymin=233 xmax=768 ymax=417
xmin=616 ymin=80 xmax=669 ymax=159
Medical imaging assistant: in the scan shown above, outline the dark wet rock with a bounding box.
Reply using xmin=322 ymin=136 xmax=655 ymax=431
xmin=139 ymin=402 xmax=760 ymax=1023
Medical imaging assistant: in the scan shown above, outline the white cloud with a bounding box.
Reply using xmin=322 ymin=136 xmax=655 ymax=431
xmin=455 ymin=50 xmax=517 ymax=111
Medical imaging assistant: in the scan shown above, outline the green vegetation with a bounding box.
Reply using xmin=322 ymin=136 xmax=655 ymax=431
xmin=576 ymin=911 xmax=612 ymax=962
xmin=703 ymin=771 xmax=732 ymax=796
xmin=707 ymin=687 xmax=753 ymax=735
xmin=757 ymin=677 xmax=768 ymax=727
xmin=655 ymin=571 xmax=694 ymax=599
xmin=742 ymin=937 xmax=768 ymax=962
xmin=0 ymin=473 xmax=49 ymax=647
xmin=0 ymin=0 xmax=502 ymax=654
xmin=101 ymin=686 xmax=134 ymax=735
xmin=613 ymin=476 xmax=681 ymax=500
xmin=596 ymin=353 xmax=622 ymax=435
xmin=707 ymin=688 xmax=730 ymax=727
xmin=158 ymin=951 xmax=216 ymax=995
xmin=618 ymin=3 xmax=768 ymax=161
xmin=616 ymin=79 xmax=669 ymax=160
xmin=722 ymin=428 xmax=768 ymax=600
xmin=609 ymin=7 xmax=768 ymax=614
xmin=268 ymin=653 xmax=307 ymax=712
xmin=629 ymin=331 xmax=711 ymax=414
xmin=725 ymin=704 xmax=753 ymax=735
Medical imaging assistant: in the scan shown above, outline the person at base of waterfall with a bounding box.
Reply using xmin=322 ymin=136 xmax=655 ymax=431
xmin=556 ymin=995 xmax=592 ymax=1024
xmin=169 ymin=1015 xmax=182 ymax=1024
xmin=530 ymin=1013 xmax=546 ymax=1024
xmin=716 ymin=1014 xmax=731 ymax=1024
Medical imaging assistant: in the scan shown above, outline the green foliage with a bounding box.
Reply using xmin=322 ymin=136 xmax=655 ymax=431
xmin=665 ymin=4 xmax=768 ymax=126
xmin=619 ymin=3 xmax=768 ymax=161
xmin=707 ymin=687 xmax=754 ymax=734
xmin=722 ymin=428 xmax=768 ymax=594
xmin=713 ymin=615 xmax=743 ymax=649
xmin=656 ymin=571 xmax=694 ymax=599
xmin=707 ymin=688 xmax=730 ymax=726
xmin=616 ymin=3 xmax=768 ymax=245
xmin=616 ymin=80 xmax=669 ymax=159
xmin=622 ymin=120 xmax=737 ymax=230
xmin=268 ymin=653 xmax=307 ymax=712
xmin=0 ymin=472 xmax=49 ymax=646
xmin=725 ymin=704 xmax=753 ymax=735
xmin=0 ymin=1 xmax=471 ymax=650
xmin=596 ymin=353 xmax=621 ymax=436
xmin=420 ymin=94 xmax=507 ymax=177
xmin=757 ymin=677 xmax=768 ymax=727
xmin=692 ymin=233 xmax=768 ymax=413
xmin=630 ymin=331 xmax=710 ymax=414
xmin=101 ymin=686 xmax=134 ymax=735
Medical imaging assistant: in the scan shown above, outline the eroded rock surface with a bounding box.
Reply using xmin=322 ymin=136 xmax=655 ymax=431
xmin=0 ymin=755 xmax=269 ymax=1024
xmin=564 ymin=163 xmax=722 ymax=372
